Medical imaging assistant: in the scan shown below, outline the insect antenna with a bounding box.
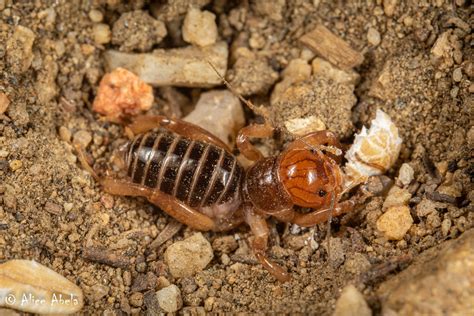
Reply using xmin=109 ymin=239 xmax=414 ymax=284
xmin=206 ymin=60 xmax=270 ymax=120
xmin=74 ymin=144 xmax=100 ymax=182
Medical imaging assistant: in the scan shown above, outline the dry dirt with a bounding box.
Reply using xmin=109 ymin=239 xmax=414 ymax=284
xmin=0 ymin=0 xmax=473 ymax=315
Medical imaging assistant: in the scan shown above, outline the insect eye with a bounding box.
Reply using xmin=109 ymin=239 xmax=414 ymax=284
xmin=318 ymin=189 xmax=327 ymax=197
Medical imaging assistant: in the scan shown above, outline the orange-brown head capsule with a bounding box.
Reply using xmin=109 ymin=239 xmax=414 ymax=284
xmin=278 ymin=131 xmax=344 ymax=208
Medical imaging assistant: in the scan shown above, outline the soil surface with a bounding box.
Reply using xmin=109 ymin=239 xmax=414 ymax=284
xmin=0 ymin=0 xmax=472 ymax=315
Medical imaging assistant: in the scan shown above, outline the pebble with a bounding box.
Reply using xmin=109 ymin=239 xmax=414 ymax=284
xmin=452 ymin=68 xmax=462 ymax=82
xmin=0 ymin=150 xmax=9 ymax=158
xmin=271 ymin=58 xmax=312 ymax=105
xmin=0 ymin=260 xmax=84 ymax=314
xmin=367 ymin=27 xmax=381 ymax=46
xmin=92 ymin=68 xmax=153 ymax=121
xmin=129 ymin=292 xmax=144 ymax=307
xmin=383 ymin=186 xmax=411 ymax=209
xmin=88 ymin=9 xmax=103 ymax=23
xmin=112 ymin=10 xmax=167 ymax=52
xmin=105 ymin=41 xmax=228 ymax=87
xmin=184 ymin=90 xmax=244 ymax=147
xmin=6 ymin=25 xmax=36 ymax=74
xmin=0 ymin=92 xmax=10 ymax=114
xmin=333 ymin=285 xmax=372 ymax=316
xmin=164 ymin=233 xmax=214 ymax=278
xmin=284 ymin=116 xmax=326 ymax=136
xmin=211 ymin=235 xmax=238 ymax=254
xmin=376 ymin=205 xmax=413 ymax=240
xmin=311 ymin=58 xmax=360 ymax=85
xmin=156 ymin=284 xmax=182 ymax=313
xmin=383 ymin=0 xmax=397 ymax=17
xmin=182 ymin=8 xmax=218 ymax=47
xmin=9 ymin=160 xmax=23 ymax=171
xmin=431 ymin=31 xmax=450 ymax=60
xmin=58 ymin=126 xmax=71 ymax=142
xmin=397 ymin=163 xmax=414 ymax=186
xmin=93 ymin=23 xmax=111 ymax=45
xmin=73 ymin=130 xmax=92 ymax=149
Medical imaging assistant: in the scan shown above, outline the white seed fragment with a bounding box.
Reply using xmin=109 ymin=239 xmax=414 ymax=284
xmin=0 ymin=260 xmax=84 ymax=314
xmin=344 ymin=109 xmax=402 ymax=191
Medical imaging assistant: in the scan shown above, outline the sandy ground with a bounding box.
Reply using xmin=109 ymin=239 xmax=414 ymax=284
xmin=0 ymin=0 xmax=472 ymax=315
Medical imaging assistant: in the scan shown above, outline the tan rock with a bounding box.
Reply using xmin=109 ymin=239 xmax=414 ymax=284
xmin=333 ymin=285 xmax=372 ymax=316
xmin=311 ymin=58 xmax=359 ymax=85
xmin=6 ymin=25 xmax=36 ymax=74
xmin=164 ymin=233 xmax=213 ymax=278
xmin=376 ymin=205 xmax=413 ymax=240
xmin=0 ymin=92 xmax=10 ymax=114
xmin=182 ymin=8 xmax=218 ymax=47
xmin=383 ymin=186 xmax=411 ymax=209
xmin=378 ymin=229 xmax=474 ymax=314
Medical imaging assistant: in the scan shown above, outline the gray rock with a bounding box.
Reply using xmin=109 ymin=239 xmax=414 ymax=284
xmin=104 ymin=42 xmax=228 ymax=87
xmin=164 ymin=233 xmax=214 ymax=278
xmin=183 ymin=90 xmax=244 ymax=147
xmin=156 ymin=284 xmax=182 ymax=313
xmin=378 ymin=229 xmax=474 ymax=315
xmin=333 ymin=285 xmax=372 ymax=316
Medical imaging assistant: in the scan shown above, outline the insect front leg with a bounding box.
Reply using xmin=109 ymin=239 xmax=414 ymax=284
xmin=245 ymin=207 xmax=291 ymax=282
xmin=237 ymin=123 xmax=274 ymax=161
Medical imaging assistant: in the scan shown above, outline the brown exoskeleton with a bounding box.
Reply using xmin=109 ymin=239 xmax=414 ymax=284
xmin=77 ymin=112 xmax=364 ymax=282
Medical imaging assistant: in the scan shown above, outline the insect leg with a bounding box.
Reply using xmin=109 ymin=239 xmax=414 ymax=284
xmin=128 ymin=115 xmax=231 ymax=152
xmin=237 ymin=123 xmax=274 ymax=161
xmin=148 ymin=190 xmax=216 ymax=231
xmin=245 ymin=208 xmax=291 ymax=282
xmin=292 ymin=199 xmax=356 ymax=227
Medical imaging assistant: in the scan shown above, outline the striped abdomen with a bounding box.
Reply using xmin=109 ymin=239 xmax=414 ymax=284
xmin=124 ymin=130 xmax=243 ymax=208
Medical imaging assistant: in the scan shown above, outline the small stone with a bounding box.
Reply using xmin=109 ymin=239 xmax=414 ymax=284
xmin=164 ymin=233 xmax=214 ymax=278
xmin=92 ymin=68 xmax=153 ymax=121
xmin=44 ymin=202 xmax=63 ymax=215
xmin=441 ymin=218 xmax=452 ymax=237
xmin=415 ymin=198 xmax=442 ymax=217
xmin=397 ymin=163 xmax=414 ymax=186
xmin=333 ymin=285 xmax=372 ymax=316
xmin=156 ymin=284 xmax=182 ymax=313
xmin=322 ymin=237 xmax=345 ymax=268
xmin=68 ymin=232 xmax=80 ymax=242
xmin=227 ymin=54 xmax=279 ymax=96
xmin=93 ymin=23 xmax=111 ymax=45
xmin=129 ymin=292 xmax=144 ymax=307
xmin=452 ymin=67 xmax=462 ymax=82
xmin=9 ymin=160 xmax=23 ymax=171
xmin=0 ymin=92 xmax=10 ymax=114
xmin=104 ymin=42 xmax=228 ymax=87
xmin=383 ymin=186 xmax=411 ymax=209
xmin=212 ymin=236 xmax=238 ymax=254
xmin=220 ymin=253 xmax=230 ymax=265
xmin=344 ymin=253 xmax=371 ymax=275
xmin=383 ymin=0 xmax=397 ymax=17
xmin=271 ymin=58 xmax=312 ymax=105
xmin=73 ymin=130 xmax=92 ymax=149
xmin=182 ymin=8 xmax=218 ymax=47
xmin=90 ymin=284 xmax=109 ymax=302
xmin=58 ymin=126 xmax=71 ymax=142
xmin=376 ymin=205 xmax=413 ymax=240
xmin=88 ymin=9 xmax=103 ymax=23
xmin=367 ymin=27 xmax=381 ymax=46
xmin=184 ymin=90 xmax=244 ymax=147
xmin=112 ymin=10 xmax=167 ymax=52
xmin=311 ymin=58 xmax=360 ymax=85
xmin=431 ymin=32 xmax=451 ymax=60
xmin=6 ymin=25 xmax=36 ymax=74
xmin=284 ymin=116 xmax=326 ymax=136
xmin=0 ymin=150 xmax=9 ymax=158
